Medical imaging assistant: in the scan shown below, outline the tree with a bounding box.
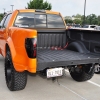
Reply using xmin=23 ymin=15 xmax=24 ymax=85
xmin=73 ymin=19 xmax=81 ymax=24
xmin=75 ymin=14 xmax=82 ymax=18
xmin=0 ymin=13 xmax=4 ymax=21
xmin=65 ymin=16 xmax=73 ymax=24
xmin=98 ymin=15 xmax=100 ymax=25
xmin=98 ymin=15 xmax=100 ymax=21
xmin=26 ymin=0 xmax=52 ymax=10
xmin=85 ymin=14 xmax=98 ymax=25
xmin=65 ymin=16 xmax=72 ymax=20
xmin=65 ymin=19 xmax=73 ymax=24
xmin=81 ymin=15 xmax=85 ymax=25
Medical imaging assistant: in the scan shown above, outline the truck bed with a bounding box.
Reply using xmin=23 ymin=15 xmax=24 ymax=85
xmin=37 ymin=49 xmax=99 ymax=70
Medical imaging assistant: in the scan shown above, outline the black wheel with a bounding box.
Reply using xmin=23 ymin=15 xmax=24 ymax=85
xmin=5 ymin=50 xmax=27 ymax=91
xmin=94 ymin=64 xmax=100 ymax=74
xmin=69 ymin=64 xmax=95 ymax=82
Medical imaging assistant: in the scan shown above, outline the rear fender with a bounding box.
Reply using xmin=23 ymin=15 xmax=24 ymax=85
xmin=6 ymin=37 xmax=16 ymax=59
xmin=5 ymin=27 xmax=37 ymax=73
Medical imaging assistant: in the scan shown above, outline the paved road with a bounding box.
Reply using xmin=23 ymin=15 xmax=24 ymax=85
xmin=0 ymin=56 xmax=100 ymax=100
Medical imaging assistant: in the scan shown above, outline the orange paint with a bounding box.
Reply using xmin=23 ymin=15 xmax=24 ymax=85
xmin=0 ymin=9 xmax=65 ymax=73
xmin=0 ymin=10 xmax=37 ymax=73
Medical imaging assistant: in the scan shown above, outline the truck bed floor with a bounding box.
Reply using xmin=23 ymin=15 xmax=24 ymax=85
xmin=37 ymin=49 xmax=99 ymax=70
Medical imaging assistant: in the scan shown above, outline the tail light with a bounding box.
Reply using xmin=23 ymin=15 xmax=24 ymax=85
xmin=25 ymin=38 xmax=37 ymax=58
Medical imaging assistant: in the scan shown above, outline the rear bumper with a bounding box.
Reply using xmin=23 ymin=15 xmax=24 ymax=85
xmin=37 ymin=58 xmax=99 ymax=71
xmin=13 ymin=58 xmax=37 ymax=73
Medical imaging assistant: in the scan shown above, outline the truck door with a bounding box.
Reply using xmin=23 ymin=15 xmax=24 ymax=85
xmin=0 ymin=14 xmax=12 ymax=56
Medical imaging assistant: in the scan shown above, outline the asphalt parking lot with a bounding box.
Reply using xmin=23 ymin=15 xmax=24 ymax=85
xmin=0 ymin=55 xmax=100 ymax=100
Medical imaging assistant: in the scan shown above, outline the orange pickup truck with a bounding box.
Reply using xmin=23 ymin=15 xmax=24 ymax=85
xmin=0 ymin=9 xmax=99 ymax=91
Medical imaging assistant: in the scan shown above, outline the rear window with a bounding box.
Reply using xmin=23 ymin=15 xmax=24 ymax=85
xmin=47 ymin=14 xmax=65 ymax=28
xmin=14 ymin=13 xmax=35 ymax=27
xmin=14 ymin=12 xmax=65 ymax=28
xmin=35 ymin=14 xmax=46 ymax=28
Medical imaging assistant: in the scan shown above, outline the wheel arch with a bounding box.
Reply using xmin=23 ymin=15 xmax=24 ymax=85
xmin=5 ymin=37 xmax=16 ymax=60
xmin=5 ymin=37 xmax=37 ymax=73
xmin=67 ymin=41 xmax=89 ymax=53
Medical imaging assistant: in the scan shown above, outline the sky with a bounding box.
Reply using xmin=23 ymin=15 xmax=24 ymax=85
xmin=0 ymin=0 xmax=99 ymax=17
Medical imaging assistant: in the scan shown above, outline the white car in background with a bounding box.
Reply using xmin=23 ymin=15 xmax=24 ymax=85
xmin=83 ymin=25 xmax=97 ymax=30
xmin=94 ymin=26 xmax=100 ymax=30
xmin=73 ymin=25 xmax=98 ymax=30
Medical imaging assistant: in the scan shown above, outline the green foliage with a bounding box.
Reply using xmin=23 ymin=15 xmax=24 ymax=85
xmin=0 ymin=13 xmax=4 ymax=21
xmin=81 ymin=15 xmax=84 ymax=25
xmin=98 ymin=22 xmax=100 ymax=26
xmin=85 ymin=14 xmax=98 ymax=25
xmin=73 ymin=19 xmax=81 ymax=24
xmin=65 ymin=14 xmax=100 ymax=25
xmin=74 ymin=14 xmax=82 ymax=18
xmin=65 ymin=19 xmax=73 ymax=24
xmin=98 ymin=15 xmax=100 ymax=21
xmin=26 ymin=0 xmax=52 ymax=10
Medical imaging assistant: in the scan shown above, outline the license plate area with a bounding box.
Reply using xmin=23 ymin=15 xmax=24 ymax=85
xmin=47 ymin=68 xmax=63 ymax=78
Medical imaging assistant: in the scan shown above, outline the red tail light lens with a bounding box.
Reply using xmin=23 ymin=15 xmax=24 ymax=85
xmin=25 ymin=38 xmax=37 ymax=58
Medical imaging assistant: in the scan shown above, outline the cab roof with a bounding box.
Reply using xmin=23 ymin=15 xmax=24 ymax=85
xmin=15 ymin=9 xmax=60 ymax=15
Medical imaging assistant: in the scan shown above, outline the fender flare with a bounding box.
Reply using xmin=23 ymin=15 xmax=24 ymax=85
xmin=5 ymin=37 xmax=16 ymax=60
xmin=67 ymin=41 xmax=89 ymax=53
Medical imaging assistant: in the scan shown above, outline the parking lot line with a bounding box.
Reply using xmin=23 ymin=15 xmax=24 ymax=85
xmin=65 ymin=69 xmax=100 ymax=88
xmin=57 ymin=78 xmax=87 ymax=100
xmin=60 ymin=84 xmax=87 ymax=100
xmin=87 ymin=80 xmax=100 ymax=87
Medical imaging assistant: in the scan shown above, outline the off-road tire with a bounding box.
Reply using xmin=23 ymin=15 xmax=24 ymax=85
xmin=5 ymin=50 xmax=27 ymax=91
xmin=69 ymin=64 xmax=95 ymax=82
